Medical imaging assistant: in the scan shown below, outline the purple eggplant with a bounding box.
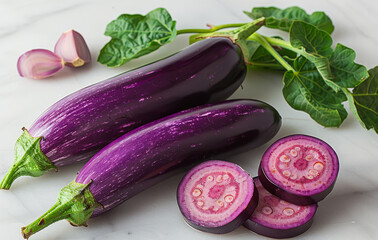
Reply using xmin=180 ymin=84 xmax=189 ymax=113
xmin=177 ymin=160 xmax=258 ymax=234
xmin=258 ymin=135 xmax=339 ymax=205
xmin=1 ymin=37 xmax=247 ymax=189
xmin=244 ymin=177 xmax=317 ymax=238
xmin=21 ymin=99 xmax=281 ymax=239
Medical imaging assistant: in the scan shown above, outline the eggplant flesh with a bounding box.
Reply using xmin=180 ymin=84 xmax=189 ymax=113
xmin=258 ymin=134 xmax=339 ymax=205
xmin=177 ymin=160 xmax=259 ymax=234
xmin=244 ymin=178 xmax=317 ymax=239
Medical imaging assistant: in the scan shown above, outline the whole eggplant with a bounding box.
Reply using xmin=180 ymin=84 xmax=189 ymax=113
xmin=21 ymin=99 xmax=281 ymax=239
xmin=1 ymin=37 xmax=246 ymax=189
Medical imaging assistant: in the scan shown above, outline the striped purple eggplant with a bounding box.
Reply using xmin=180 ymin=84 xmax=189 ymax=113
xmin=1 ymin=37 xmax=247 ymax=189
xmin=21 ymin=99 xmax=281 ymax=239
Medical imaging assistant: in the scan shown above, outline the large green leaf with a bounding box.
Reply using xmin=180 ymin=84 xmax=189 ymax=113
xmin=329 ymin=43 xmax=369 ymax=88
xmin=290 ymin=21 xmax=333 ymax=57
xmin=289 ymin=22 xmax=369 ymax=92
xmin=288 ymin=21 xmax=338 ymax=90
xmin=283 ymin=57 xmax=347 ymax=127
xmin=244 ymin=6 xmax=334 ymax=34
xmin=97 ymin=8 xmax=177 ymax=67
xmin=347 ymin=67 xmax=378 ymax=133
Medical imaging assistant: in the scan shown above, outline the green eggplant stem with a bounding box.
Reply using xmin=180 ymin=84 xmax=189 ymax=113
xmin=21 ymin=180 xmax=100 ymax=239
xmin=0 ymin=129 xmax=56 ymax=190
xmin=188 ymin=17 xmax=266 ymax=62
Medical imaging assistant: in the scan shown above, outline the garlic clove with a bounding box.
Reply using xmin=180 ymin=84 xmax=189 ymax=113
xmin=17 ymin=49 xmax=64 ymax=79
xmin=54 ymin=29 xmax=91 ymax=67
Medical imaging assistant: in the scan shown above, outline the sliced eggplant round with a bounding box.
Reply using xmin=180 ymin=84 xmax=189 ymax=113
xmin=244 ymin=177 xmax=317 ymax=239
xmin=177 ymin=160 xmax=258 ymax=234
xmin=259 ymin=134 xmax=339 ymax=205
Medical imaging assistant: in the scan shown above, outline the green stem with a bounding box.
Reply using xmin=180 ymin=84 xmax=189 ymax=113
xmin=22 ymin=202 xmax=69 ymax=239
xmin=263 ymin=35 xmax=294 ymax=50
xmin=177 ymin=23 xmax=246 ymax=34
xmin=247 ymin=62 xmax=285 ymax=70
xmin=342 ymin=88 xmax=367 ymax=128
xmin=263 ymin=35 xmax=313 ymax=60
xmin=249 ymin=33 xmax=295 ymax=72
xmin=185 ymin=18 xmax=266 ymax=62
xmin=177 ymin=21 xmax=298 ymax=72
xmin=0 ymin=129 xmax=57 ymax=190
xmin=1 ymin=162 xmax=22 ymax=190
xmin=21 ymin=180 xmax=100 ymax=239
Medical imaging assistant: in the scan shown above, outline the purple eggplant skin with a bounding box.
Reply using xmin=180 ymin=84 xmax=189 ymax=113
xmin=30 ymin=37 xmax=246 ymax=166
xmin=244 ymin=217 xmax=315 ymax=239
xmin=22 ymin=99 xmax=281 ymax=238
xmin=77 ymin=99 xmax=281 ymax=216
xmin=1 ymin=37 xmax=247 ymax=190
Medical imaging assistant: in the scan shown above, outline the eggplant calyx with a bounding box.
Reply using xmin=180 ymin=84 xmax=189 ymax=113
xmin=21 ymin=180 xmax=100 ymax=239
xmin=0 ymin=129 xmax=57 ymax=190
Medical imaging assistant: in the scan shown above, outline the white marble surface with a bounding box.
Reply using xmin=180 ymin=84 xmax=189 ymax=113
xmin=0 ymin=0 xmax=377 ymax=239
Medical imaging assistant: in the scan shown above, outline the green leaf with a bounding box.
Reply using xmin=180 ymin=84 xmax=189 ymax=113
xmin=246 ymin=37 xmax=297 ymax=70
xmin=244 ymin=6 xmax=334 ymax=34
xmin=347 ymin=67 xmax=378 ymax=133
xmin=289 ymin=21 xmax=338 ymax=91
xmin=290 ymin=21 xmax=333 ymax=57
xmin=329 ymin=43 xmax=369 ymax=88
xmin=97 ymin=8 xmax=177 ymax=67
xmin=283 ymin=57 xmax=347 ymax=127
xmin=286 ymin=22 xmax=368 ymax=92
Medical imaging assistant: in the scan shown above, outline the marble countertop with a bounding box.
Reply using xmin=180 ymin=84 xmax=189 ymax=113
xmin=0 ymin=0 xmax=377 ymax=239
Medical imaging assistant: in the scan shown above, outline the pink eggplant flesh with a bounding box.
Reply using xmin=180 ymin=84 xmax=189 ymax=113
xmin=258 ymin=135 xmax=339 ymax=205
xmin=244 ymin=178 xmax=317 ymax=238
xmin=177 ymin=160 xmax=258 ymax=234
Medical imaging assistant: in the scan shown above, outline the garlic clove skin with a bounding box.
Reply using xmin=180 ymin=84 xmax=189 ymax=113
xmin=17 ymin=49 xmax=65 ymax=79
xmin=54 ymin=29 xmax=91 ymax=67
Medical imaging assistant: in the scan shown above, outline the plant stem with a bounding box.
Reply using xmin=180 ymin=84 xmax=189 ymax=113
xmin=0 ymin=129 xmax=56 ymax=190
xmin=249 ymin=33 xmax=295 ymax=72
xmin=341 ymin=88 xmax=367 ymax=127
xmin=263 ymin=36 xmax=293 ymax=50
xmin=178 ymin=21 xmax=294 ymax=72
xmin=263 ymin=35 xmax=309 ymax=58
xmin=21 ymin=180 xmax=99 ymax=239
xmin=177 ymin=23 xmax=246 ymax=34
xmin=247 ymin=62 xmax=284 ymax=70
